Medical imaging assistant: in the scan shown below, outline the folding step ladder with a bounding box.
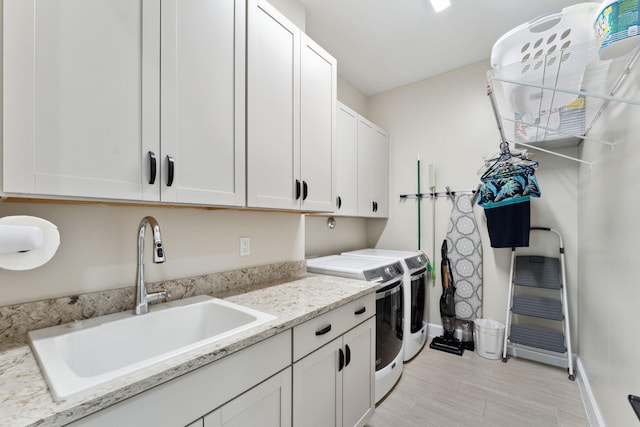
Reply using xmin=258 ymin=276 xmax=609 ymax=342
xmin=502 ymin=227 xmax=575 ymax=381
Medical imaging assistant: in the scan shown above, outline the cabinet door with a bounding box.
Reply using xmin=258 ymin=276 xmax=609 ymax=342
xmin=356 ymin=118 xmax=375 ymax=217
xmin=342 ymin=317 xmax=376 ymax=427
xmin=335 ymin=102 xmax=359 ymax=216
xmin=299 ymin=34 xmax=336 ymax=213
xmin=293 ymin=338 xmax=342 ymax=427
xmin=160 ymin=0 xmax=245 ymax=206
xmin=246 ymin=0 xmax=300 ymax=210
xmin=370 ymin=126 xmax=389 ymax=218
xmin=357 ymin=117 xmax=389 ymax=218
xmin=204 ymin=368 xmax=292 ymax=427
xmin=3 ymin=0 xmax=160 ymax=201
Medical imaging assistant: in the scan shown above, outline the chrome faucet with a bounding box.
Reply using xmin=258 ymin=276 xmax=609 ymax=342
xmin=133 ymin=216 xmax=170 ymax=315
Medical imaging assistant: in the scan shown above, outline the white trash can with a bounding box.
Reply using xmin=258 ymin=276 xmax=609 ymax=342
xmin=474 ymin=319 xmax=505 ymax=360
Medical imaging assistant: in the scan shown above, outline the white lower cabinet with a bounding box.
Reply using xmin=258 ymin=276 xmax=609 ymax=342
xmin=292 ymin=294 xmax=376 ymax=427
xmin=68 ymin=331 xmax=291 ymax=427
xmin=293 ymin=336 xmax=343 ymax=426
xmin=341 ymin=320 xmax=376 ymax=427
xmin=202 ymin=368 xmax=291 ymax=427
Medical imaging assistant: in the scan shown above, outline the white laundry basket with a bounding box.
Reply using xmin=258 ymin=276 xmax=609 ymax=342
xmin=474 ymin=319 xmax=505 ymax=360
xmin=490 ymin=3 xmax=599 ymax=146
xmin=491 ymin=2 xmax=599 ymax=114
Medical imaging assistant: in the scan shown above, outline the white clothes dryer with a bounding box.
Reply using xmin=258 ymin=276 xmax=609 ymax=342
xmin=342 ymin=249 xmax=430 ymax=361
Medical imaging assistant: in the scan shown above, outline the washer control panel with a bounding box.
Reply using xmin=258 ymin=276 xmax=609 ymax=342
xmin=363 ymin=261 xmax=403 ymax=282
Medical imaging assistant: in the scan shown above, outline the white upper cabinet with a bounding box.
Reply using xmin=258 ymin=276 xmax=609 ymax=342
xmin=334 ymin=102 xmax=359 ymax=216
xmin=3 ymin=0 xmax=160 ymax=201
xmin=369 ymin=124 xmax=389 ymax=218
xmin=357 ymin=117 xmax=389 ymax=218
xmin=299 ymin=34 xmax=337 ymax=212
xmin=160 ymin=0 xmax=245 ymax=206
xmin=2 ymin=0 xmax=245 ymax=207
xmin=247 ymin=0 xmax=336 ymax=212
xmin=334 ymin=102 xmax=389 ymax=218
xmin=246 ymin=0 xmax=300 ymax=211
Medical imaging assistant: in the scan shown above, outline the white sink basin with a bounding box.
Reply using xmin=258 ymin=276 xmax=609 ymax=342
xmin=28 ymin=295 xmax=276 ymax=402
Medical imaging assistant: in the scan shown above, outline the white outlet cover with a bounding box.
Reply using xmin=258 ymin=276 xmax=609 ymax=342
xmin=240 ymin=237 xmax=250 ymax=256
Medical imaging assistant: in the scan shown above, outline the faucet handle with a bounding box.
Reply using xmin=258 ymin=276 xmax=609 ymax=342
xmin=146 ymin=290 xmax=171 ymax=305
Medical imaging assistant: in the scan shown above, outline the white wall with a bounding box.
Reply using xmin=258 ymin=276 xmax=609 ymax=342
xmin=578 ymin=62 xmax=640 ymax=426
xmin=304 ymin=216 xmax=368 ymax=258
xmin=366 ymin=60 xmax=579 ymax=333
xmin=0 ymin=202 xmax=304 ymax=306
xmin=266 ymin=0 xmax=305 ymax=30
xmin=337 ymin=76 xmax=369 ymax=117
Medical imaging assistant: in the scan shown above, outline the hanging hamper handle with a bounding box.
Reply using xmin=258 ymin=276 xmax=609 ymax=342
xmin=528 ymin=10 xmax=562 ymax=33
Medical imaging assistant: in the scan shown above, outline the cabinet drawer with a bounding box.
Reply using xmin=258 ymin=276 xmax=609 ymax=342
xmin=293 ymin=293 xmax=374 ymax=361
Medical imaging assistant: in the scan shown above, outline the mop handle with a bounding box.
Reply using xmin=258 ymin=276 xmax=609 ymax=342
xmin=417 ymin=158 xmax=421 ymax=251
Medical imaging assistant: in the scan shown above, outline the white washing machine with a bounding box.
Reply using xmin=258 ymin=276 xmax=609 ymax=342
xmin=306 ymin=254 xmax=404 ymax=403
xmin=342 ymin=249 xmax=430 ymax=361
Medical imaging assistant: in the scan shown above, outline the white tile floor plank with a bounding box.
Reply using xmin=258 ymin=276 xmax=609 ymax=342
xmin=366 ymin=338 xmax=589 ymax=427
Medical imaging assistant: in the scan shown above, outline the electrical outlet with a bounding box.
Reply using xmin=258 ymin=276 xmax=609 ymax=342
xmin=240 ymin=237 xmax=250 ymax=256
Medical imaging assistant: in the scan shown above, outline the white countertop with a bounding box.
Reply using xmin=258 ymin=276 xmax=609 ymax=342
xmin=0 ymin=274 xmax=377 ymax=427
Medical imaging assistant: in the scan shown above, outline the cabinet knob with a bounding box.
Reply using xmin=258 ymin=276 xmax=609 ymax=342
xmin=166 ymin=156 xmax=175 ymax=187
xmin=302 ymin=181 xmax=308 ymax=201
xmin=338 ymin=348 xmax=345 ymax=371
xmin=148 ymin=151 xmax=157 ymax=185
xmin=354 ymin=307 xmax=366 ymax=315
xmin=337 ymin=196 xmax=342 ymax=209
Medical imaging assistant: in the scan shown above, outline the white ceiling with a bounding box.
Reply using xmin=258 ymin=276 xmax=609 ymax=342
xmin=298 ymin=0 xmax=590 ymax=96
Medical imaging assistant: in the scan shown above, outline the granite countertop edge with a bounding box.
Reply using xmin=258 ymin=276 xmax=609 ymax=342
xmin=0 ymin=274 xmax=377 ymax=427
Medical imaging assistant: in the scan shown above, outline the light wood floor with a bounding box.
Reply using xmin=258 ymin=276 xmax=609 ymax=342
xmin=365 ymin=338 xmax=589 ymax=427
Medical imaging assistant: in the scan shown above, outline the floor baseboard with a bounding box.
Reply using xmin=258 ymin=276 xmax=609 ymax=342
xmin=576 ymin=357 xmax=606 ymax=427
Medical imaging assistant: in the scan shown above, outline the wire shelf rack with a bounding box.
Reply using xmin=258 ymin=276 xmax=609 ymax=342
xmin=488 ymin=39 xmax=640 ymax=164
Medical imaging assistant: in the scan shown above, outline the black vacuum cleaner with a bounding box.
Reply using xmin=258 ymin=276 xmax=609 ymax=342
xmin=429 ymin=240 xmax=465 ymax=356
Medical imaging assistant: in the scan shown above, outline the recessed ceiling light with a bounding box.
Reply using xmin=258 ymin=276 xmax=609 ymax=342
xmin=431 ymin=0 xmax=451 ymax=12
